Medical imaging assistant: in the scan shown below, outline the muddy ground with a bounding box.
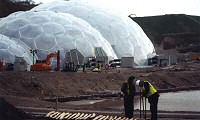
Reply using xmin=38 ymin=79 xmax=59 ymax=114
xmin=0 ymin=59 xmax=200 ymax=120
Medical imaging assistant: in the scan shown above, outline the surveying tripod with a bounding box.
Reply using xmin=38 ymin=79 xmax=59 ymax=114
xmin=140 ymin=90 xmax=147 ymax=120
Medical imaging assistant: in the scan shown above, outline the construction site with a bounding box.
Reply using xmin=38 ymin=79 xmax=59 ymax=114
xmin=1 ymin=0 xmax=200 ymax=120
xmin=1 ymin=56 xmax=200 ymax=120
xmin=1 ymin=38 xmax=200 ymax=120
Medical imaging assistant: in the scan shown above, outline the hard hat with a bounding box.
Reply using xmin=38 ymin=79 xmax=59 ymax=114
xmin=135 ymin=80 xmax=141 ymax=86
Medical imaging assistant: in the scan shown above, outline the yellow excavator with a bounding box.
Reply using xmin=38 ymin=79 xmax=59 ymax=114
xmin=92 ymin=63 xmax=102 ymax=72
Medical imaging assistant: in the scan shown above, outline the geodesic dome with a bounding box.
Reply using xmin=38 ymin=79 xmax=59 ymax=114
xmin=0 ymin=10 xmax=117 ymax=67
xmin=0 ymin=34 xmax=32 ymax=64
xmin=31 ymin=0 xmax=156 ymax=65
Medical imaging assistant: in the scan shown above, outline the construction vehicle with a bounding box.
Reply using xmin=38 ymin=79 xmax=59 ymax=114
xmin=109 ymin=59 xmax=121 ymax=68
xmin=30 ymin=51 xmax=60 ymax=71
xmin=61 ymin=62 xmax=81 ymax=72
xmin=84 ymin=58 xmax=102 ymax=72
xmin=92 ymin=62 xmax=102 ymax=72
xmin=192 ymin=55 xmax=200 ymax=61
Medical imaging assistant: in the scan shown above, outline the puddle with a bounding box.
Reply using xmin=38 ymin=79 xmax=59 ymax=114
xmin=66 ymin=99 xmax=106 ymax=105
xmin=64 ymin=90 xmax=200 ymax=112
xmin=134 ymin=90 xmax=200 ymax=111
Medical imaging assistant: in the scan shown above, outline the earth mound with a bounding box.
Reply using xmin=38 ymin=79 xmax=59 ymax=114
xmin=0 ymin=97 xmax=30 ymax=120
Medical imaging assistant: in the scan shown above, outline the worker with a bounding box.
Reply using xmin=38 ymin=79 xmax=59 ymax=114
xmin=136 ymin=80 xmax=160 ymax=120
xmin=82 ymin=64 xmax=86 ymax=73
xmin=97 ymin=63 xmax=101 ymax=72
xmin=121 ymin=75 xmax=136 ymax=118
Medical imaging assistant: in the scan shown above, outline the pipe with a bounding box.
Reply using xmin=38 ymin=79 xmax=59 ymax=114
xmin=57 ymin=50 xmax=60 ymax=71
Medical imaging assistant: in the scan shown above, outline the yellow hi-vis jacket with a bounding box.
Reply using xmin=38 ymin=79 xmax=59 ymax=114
xmin=127 ymin=81 xmax=131 ymax=95
xmin=144 ymin=80 xmax=157 ymax=97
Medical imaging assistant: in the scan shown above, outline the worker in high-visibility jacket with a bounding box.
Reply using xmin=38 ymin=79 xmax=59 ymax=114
xmin=121 ymin=75 xmax=136 ymax=118
xmin=136 ymin=80 xmax=160 ymax=120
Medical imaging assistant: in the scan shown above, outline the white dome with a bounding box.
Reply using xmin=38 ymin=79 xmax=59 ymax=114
xmin=0 ymin=10 xmax=117 ymax=67
xmin=0 ymin=34 xmax=32 ymax=64
xmin=31 ymin=0 xmax=156 ymax=65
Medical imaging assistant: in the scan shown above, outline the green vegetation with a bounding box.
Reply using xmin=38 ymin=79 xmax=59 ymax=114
xmin=131 ymin=14 xmax=200 ymax=35
xmin=130 ymin=14 xmax=200 ymax=52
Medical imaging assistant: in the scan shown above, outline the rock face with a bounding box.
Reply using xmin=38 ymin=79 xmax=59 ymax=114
xmin=0 ymin=0 xmax=36 ymax=18
xmin=0 ymin=97 xmax=30 ymax=120
xmin=131 ymin=14 xmax=200 ymax=53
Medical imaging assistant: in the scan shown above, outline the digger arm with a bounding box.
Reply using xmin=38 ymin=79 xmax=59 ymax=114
xmin=45 ymin=52 xmax=58 ymax=65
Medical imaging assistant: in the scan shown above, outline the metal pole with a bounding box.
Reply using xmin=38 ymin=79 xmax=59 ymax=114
xmin=145 ymin=97 xmax=147 ymax=120
xmin=56 ymin=82 xmax=58 ymax=111
xmin=30 ymin=49 xmax=37 ymax=65
xmin=140 ymin=90 xmax=142 ymax=119
xmin=142 ymin=96 xmax=144 ymax=119
xmin=33 ymin=51 xmax=35 ymax=65
xmin=57 ymin=50 xmax=60 ymax=71
xmin=56 ymin=75 xmax=59 ymax=111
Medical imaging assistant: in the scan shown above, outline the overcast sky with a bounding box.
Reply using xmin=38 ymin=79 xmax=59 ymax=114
xmin=32 ymin=0 xmax=200 ymax=17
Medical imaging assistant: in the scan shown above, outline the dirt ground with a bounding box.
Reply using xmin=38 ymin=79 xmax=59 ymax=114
xmin=0 ymin=59 xmax=200 ymax=119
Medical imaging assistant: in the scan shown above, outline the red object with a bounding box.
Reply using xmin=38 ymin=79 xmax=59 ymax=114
xmin=57 ymin=50 xmax=60 ymax=71
xmin=105 ymin=64 xmax=109 ymax=70
xmin=30 ymin=50 xmax=60 ymax=71
xmin=0 ymin=60 xmax=4 ymax=72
